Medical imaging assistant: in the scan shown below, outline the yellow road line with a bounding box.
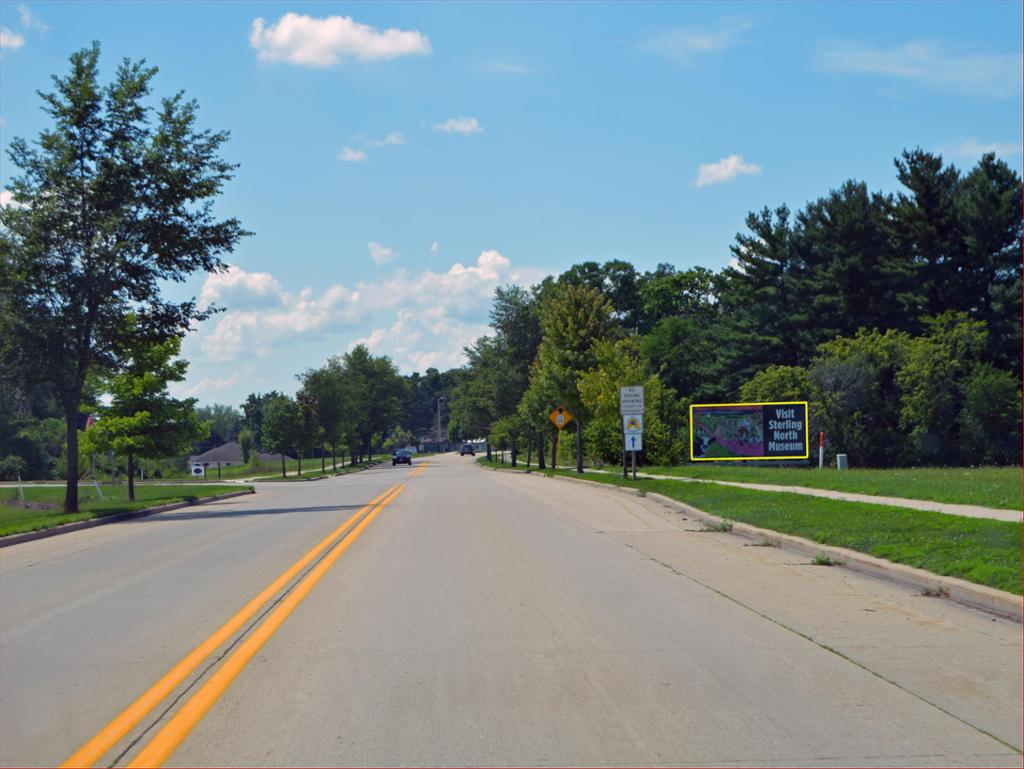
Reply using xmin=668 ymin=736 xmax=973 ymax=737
xmin=61 ymin=484 xmax=399 ymax=769
xmin=127 ymin=482 xmax=407 ymax=768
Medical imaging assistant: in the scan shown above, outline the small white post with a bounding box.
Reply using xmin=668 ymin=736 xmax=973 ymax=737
xmin=818 ymin=431 xmax=825 ymax=469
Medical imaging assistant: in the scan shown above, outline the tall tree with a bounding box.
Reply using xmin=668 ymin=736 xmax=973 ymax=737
xmin=301 ymin=358 xmax=353 ymax=471
xmin=239 ymin=391 xmax=283 ymax=450
xmin=955 ymin=153 xmax=1023 ymax=375
xmin=892 ymin=148 xmax=963 ymax=318
xmin=0 ymin=44 xmax=248 ymax=512
xmin=534 ymin=283 xmax=616 ymax=472
xmin=194 ymin=404 xmax=242 ymax=447
xmin=343 ymin=345 xmax=407 ymax=460
xmin=261 ymin=396 xmax=301 ymax=478
xmin=81 ymin=337 xmax=206 ymax=500
xmin=796 ymin=180 xmax=919 ymax=338
xmin=295 ymin=389 xmax=323 ymax=475
xmin=714 ymin=206 xmax=807 ymax=394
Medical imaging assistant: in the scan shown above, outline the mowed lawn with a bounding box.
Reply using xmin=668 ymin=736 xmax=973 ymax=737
xmin=477 ymin=459 xmax=1022 ymax=595
xmin=0 ymin=484 xmax=248 ymax=537
xmin=160 ymin=454 xmax=391 ymax=481
xmin=643 ymin=465 xmax=1022 ymax=510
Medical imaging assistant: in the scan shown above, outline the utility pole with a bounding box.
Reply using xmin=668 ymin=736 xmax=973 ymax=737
xmin=436 ymin=396 xmax=446 ymax=449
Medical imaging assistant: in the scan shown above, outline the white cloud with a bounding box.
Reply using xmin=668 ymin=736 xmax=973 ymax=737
xmin=198 ymin=265 xmax=286 ymax=310
xmin=350 ymin=307 xmax=490 ymax=373
xmin=434 ymin=116 xmax=483 ymax=135
xmin=430 ymin=241 xmax=439 ymax=255
xmin=192 ymin=251 xmax=546 ymax=363
xmin=338 ymin=147 xmax=366 ymax=162
xmin=17 ymin=4 xmax=47 ymax=32
xmin=820 ymin=40 xmax=1023 ymax=98
xmin=250 ymin=13 xmax=430 ymax=68
xmin=0 ymin=27 xmax=25 ymax=50
xmin=640 ymin=18 xmax=753 ymax=65
xmin=369 ymin=131 xmax=405 ymax=147
xmin=0 ymin=189 xmax=26 ymax=208
xmin=694 ymin=155 xmax=762 ymax=188
xmin=368 ymin=241 xmax=395 ymax=264
xmin=940 ymin=138 xmax=1022 ymax=160
xmin=178 ymin=374 xmax=240 ymax=399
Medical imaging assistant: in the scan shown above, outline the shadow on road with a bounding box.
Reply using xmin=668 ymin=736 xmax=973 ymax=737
xmin=124 ymin=503 xmax=367 ymax=522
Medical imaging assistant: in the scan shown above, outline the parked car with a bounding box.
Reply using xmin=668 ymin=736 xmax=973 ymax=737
xmin=459 ymin=443 xmax=476 ymax=456
xmin=392 ymin=448 xmax=412 ymax=466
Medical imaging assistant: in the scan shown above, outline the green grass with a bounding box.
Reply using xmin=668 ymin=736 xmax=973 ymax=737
xmin=158 ymin=454 xmax=389 ymax=481
xmin=478 ymin=458 xmax=1022 ymax=595
xmin=641 ymin=465 xmax=1022 ymax=511
xmin=0 ymin=484 xmax=249 ymax=537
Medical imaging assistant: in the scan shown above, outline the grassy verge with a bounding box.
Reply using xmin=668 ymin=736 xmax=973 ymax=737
xmin=251 ymin=455 xmax=390 ymax=480
xmin=477 ymin=458 xmax=1022 ymax=595
xmin=0 ymin=484 xmax=249 ymax=537
xmin=642 ymin=465 xmax=1022 ymax=511
xmin=156 ymin=454 xmax=389 ymax=481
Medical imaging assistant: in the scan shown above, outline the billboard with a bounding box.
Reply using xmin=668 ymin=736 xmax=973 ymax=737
xmin=689 ymin=401 xmax=809 ymax=461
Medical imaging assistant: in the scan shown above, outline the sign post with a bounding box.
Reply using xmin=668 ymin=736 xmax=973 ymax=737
xmin=818 ymin=431 xmax=825 ymax=469
xmin=548 ymin=406 xmax=573 ymax=471
xmin=623 ymin=414 xmax=643 ymax=480
xmin=620 ymin=385 xmax=645 ymax=481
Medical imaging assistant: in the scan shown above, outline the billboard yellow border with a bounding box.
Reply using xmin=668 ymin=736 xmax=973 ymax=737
xmin=689 ymin=401 xmax=810 ymax=461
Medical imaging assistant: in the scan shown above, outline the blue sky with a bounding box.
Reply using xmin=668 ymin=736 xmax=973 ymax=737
xmin=2 ymin=1 xmax=1021 ymax=407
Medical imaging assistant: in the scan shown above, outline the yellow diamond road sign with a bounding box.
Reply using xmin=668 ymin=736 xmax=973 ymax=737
xmin=549 ymin=406 xmax=573 ymax=429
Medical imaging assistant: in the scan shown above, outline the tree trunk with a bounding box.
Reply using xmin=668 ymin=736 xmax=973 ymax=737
xmin=127 ymin=452 xmax=135 ymax=502
xmin=576 ymin=419 xmax=583 ymax=474
xmin=331 ymin=442 xmax=337 ymax=472
xmin=298 ymin=452 xmax=302 ymax=476
xmin=537 ymin=431 xmax=545 ymax=470
xmin=486 ymin=441 xmax=492 ymax=461
xmin=64 ymin=407 xmax=80 ymax=513
xmin=280 ymin=454 xmax=286 ymax=478
xmin=511 ymin=436 xmax=518 ymax=468
xmin=321 ymin=445 xmax=325 ymax=473
xmin=526 ymin=439 xmax=532 ymax=469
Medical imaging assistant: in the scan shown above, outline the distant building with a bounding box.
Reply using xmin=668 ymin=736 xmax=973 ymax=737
xmin=188 ymin=441 xmax=294 ymax=467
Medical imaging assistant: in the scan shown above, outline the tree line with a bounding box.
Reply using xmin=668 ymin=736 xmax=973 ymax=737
xmin=2 ymin=47 xmax=1020 ymax=516
xmin=447 ymin=149 xmax=1022 ymax=470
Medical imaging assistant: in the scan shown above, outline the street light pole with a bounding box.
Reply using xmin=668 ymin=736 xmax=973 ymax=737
xmin=436 ymin=396 xmax=446 ymax=449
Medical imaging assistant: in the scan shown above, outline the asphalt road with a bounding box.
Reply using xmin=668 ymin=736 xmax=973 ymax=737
xmin=1 ymin=454 xmax=1020 ymax=767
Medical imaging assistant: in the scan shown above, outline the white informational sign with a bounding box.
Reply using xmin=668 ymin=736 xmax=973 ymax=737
xmin=190 ymin=464 xmax=206 ymax=478
xmin=619 ymin=386 xmax=645 ymax=415
xmin=625 ymin=433 xmax=643 ymax=452
xmin=623 ymin=414 xmax=643 ymax=435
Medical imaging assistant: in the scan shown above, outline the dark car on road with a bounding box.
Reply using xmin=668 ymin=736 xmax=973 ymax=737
xmin=393 ymin=449 xmax=412 ymax=466
xmin=459 ymin=443 xmax=476 ymax=456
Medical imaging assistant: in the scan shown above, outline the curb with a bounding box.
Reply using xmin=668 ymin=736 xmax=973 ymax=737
xmin=0 ymin=489 xmax=256 ymax=549
xmin=546 ymin=474 xmax=1023 ymax=623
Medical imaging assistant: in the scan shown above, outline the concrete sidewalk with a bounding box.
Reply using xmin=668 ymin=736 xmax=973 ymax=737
xmin=589 ymin=469 xmax=1022 ymax=522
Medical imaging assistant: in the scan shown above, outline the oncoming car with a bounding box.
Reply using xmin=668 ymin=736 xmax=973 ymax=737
xmin=459 ymin=443 xmax=476 ymax=456
xmin=392 ymin=448 xmax=413 ymax=466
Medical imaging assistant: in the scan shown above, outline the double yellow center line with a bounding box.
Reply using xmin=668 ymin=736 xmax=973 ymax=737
xmin=63 ymin=477 xmax=411 ymax=768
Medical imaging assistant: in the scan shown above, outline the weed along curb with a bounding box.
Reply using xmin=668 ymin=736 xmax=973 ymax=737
xmin=0 ymin=489 xmax=255 ymax=549
xmin=545 ymin=473 xmax=1023 ymax=623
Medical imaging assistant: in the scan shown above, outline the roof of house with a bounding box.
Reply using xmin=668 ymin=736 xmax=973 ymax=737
xmin=188 ymin=441 xmax=243 ymax=465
